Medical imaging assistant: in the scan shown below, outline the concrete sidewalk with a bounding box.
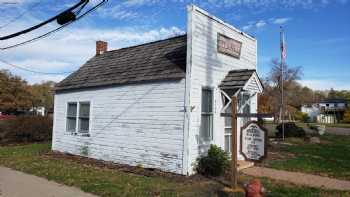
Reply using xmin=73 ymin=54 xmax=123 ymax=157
xmin=242 ymin=166 xmax=350 ymax=191
xmin=0 ymin=167 xmax=98 ymax=197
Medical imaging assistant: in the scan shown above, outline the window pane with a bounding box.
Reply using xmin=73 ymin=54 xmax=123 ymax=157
xmin=79 ymin=118 xmax=89 ymax=132
xmin=200 ymin=114 xmax=212 ymax=140
xmin=239 ymin=93 xmax=250 ymax=108
xmin=243 ymin=94 xmax=250 ymax=102
xmin=202 ymin=89 xmax=213 ymax=113
xmin=67 ymin=117 xmax=76 ymax=131
xmin=243 ymin=104 xmax=251 ymax=125
xmin=225 ymin=135 xmax=231 ymax=152
xmin=67 ymin=103 xmax=77 ymax=117
xmin=79 ymin=103 xmax=90 ymax=118
xmin=225 ymin=117 xmax=231 ymax=127
xmin=225 ymin=104 xmax=232 ymax=113
xmin=225 ymin=128 xmax=231 ymax=134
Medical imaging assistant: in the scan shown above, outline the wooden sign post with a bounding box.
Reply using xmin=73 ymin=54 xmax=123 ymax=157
xmin=231 ymin=96 xmax=238 ymax=189
xmin=222 ymin=96 xmax=270 ymax=193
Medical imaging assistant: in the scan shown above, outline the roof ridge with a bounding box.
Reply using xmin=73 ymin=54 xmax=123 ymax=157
xmin=105 ymin=34 xmax=187 ymax=54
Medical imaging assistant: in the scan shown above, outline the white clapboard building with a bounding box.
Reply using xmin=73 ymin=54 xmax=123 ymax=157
xmin=52 ymin=5 xmax=263 ymax=175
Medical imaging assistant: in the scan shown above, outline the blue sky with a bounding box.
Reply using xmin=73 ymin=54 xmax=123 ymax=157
xmin=0 ymin=0 xmax=349 ymax=90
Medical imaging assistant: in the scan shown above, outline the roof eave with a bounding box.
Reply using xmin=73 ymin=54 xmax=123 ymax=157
xmin=55 ymin=76 xmax=186 ymax=93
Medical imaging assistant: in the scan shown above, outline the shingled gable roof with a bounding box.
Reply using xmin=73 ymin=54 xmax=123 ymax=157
xmin=55 ymin=35 xmax=187 ymax=91
xmin=219 ymin=69 xmax=261 ymax=91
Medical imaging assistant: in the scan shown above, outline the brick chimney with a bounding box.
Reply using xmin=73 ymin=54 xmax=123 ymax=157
xmin=96 ymin=41 xmax=108 ymax=55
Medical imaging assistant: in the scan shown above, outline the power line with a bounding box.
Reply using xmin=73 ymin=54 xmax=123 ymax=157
xmin=0 ymin=0 xmax=108 ymax=50
xmin=0 ymin=2 xmax=18 ymax=5
xmin=0 ymin=0 xmax=88 ymax=41
xmin=0 ymin=58 xmax=75 ymax=75
xmin=0 ymin=0 xmax=42 ymax=30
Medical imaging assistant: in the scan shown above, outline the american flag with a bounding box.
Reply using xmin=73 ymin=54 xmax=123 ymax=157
xmin=280 ymin=27 xmax=286 ymax=63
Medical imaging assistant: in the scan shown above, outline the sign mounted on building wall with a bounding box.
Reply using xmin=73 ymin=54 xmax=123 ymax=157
xmin=217 ymin=33 xmax=242 ymax=59
xmin=240 ymin=121 xmax=267 ymax=161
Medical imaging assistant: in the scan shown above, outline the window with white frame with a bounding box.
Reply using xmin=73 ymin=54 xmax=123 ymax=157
xmin=224 ymin=99 xmax=232 ymax=153
xmin=239 ymin=92 xmax=251 ymax=125
xmin=224 ymin=127 xmax=232 ymax=153
xmin=67 ymin=102 xmax=77 ymax=132
xmin=79 ymin=102 xmax=90 ymax=133
xmin=221 ymin=91 xmax=251 ymax=153
xmin=66 ymin=102 xmax=90 ymax=134
xmin=200 ymin=88 xmax=213 ymax=141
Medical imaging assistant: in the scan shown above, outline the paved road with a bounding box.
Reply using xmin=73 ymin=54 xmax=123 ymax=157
xmin=0 ymin=167 xmax=98 ymax=197
xmin=242 ymin=166 xmax=350 ymax=191
xmin=326 ymin=127 xmax=350 ymax=136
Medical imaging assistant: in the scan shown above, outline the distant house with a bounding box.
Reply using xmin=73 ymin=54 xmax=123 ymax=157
xmin=317 ymin=99 xmax=348 ymax=124
xmin=29 ymin=106 xmax=46 ymax=116
xmin=301 ymin=104 xmax=320 ymax=122
xmin=52 ymin=5 xmax=263 ymax=175
xmin=302 ymin=99 xmax=348 ymax=124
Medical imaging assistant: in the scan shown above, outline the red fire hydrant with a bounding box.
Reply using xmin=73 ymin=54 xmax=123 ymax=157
xmin=244 ymin=179 xmax=265 ymax=197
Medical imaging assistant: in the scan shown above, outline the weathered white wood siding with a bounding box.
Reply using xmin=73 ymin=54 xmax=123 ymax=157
xmin=52 ymin=79 xmax=186 ymax=174
xmin=184 ymin=5 xmax=258 ymax=174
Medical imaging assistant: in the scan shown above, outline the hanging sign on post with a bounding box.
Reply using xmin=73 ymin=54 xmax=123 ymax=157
xmin=240 ymin=121 xmax=267 ymax=161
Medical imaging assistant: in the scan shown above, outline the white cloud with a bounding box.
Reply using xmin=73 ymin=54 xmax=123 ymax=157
xmin=0 ymin=5 xmax=185 ymax=84
xmin=255 ymin=20 xmax=266 ymax=28
xmin=270 ymin=17 xmax=292 ymax=25
xmin=60 ymin=26 xmax=185 ymax=46
xmin=97 ymin=0 xmax=163 ymax=20
xmin=196 ymin=0 xmax=348 ymax=9
xmin=124 ymin=0 xmax=161 ymax=7
xmin=241 ymin=20 xmax=266 ymax=31
xmin=0 ymin=62 xmax=67 ymax=84
xmin=0 ymin=0 xmax=22 ymax=4
xmin=242 ymin=17 xmax=292 ymax=32
xmin=27 ymin=74 xmax=67 ymax=84
xmin=242 ymin=24 xmax=253 ymax=31
xmin=96 ymin=0 xmax=347 ymax=23
xmin=0 ymin=19 xmax=185 ymax=84
xmin=299 ymin=79 xmax=350 ymax=90
xmin=11 ymin=59 xmax=72 ymax=71
xmin=97 ymin=4 xmax=139 ymax=20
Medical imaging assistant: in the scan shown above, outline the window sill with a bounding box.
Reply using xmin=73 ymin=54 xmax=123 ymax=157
xmin=67 ymin=132 xmax=90 ymax=137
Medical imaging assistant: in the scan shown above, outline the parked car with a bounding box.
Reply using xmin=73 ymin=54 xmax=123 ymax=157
xmin=0 ymin=114 xmax=16 ymax=121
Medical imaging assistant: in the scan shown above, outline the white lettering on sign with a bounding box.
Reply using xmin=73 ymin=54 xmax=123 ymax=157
xmin=241 ymin=122 xmax=266 ymax=161
xmin=217 ymin=33 xmax=242 ymax=59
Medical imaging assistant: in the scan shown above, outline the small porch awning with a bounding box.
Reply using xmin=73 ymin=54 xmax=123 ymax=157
xmin=219 ymin=69 xmax=264 ymax=115
xmin=219 ymin=69 xmax=263 ymax=96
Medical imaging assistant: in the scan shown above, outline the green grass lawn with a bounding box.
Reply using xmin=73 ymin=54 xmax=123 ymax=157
xmin=264 ymin=135 xmax=350 ymax=181
xmin=0 ymin=143 xmax=349 ymax=197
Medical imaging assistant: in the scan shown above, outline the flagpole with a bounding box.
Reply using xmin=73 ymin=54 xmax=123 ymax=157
xmin=280 ymin=26 xmax=285 ymax=141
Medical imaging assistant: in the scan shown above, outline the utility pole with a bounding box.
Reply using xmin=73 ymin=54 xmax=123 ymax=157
xmin=280 ymin=26 xmax=286 ymax=141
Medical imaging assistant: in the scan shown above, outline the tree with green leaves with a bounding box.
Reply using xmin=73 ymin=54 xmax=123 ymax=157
xmin=0 ymin=70 xmax=31 ymax=113
xmin=28 ymin=81 xmax=55 ymax=114
xmin=0 ymin=69 xmax=55 ymax=115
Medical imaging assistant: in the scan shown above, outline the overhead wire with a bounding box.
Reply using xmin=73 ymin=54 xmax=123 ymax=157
xmin=75 ymin=0 xmax=89 ymax=15
xmin=0 ymin=58 xmax=75 ymax=75
xmin=0 ymin=0 xmax=108 ymax=50
xmin=0 ymin=0 xmax=42 ymax=30
xmin=0 ymin=0 xmax=88 ymax=41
